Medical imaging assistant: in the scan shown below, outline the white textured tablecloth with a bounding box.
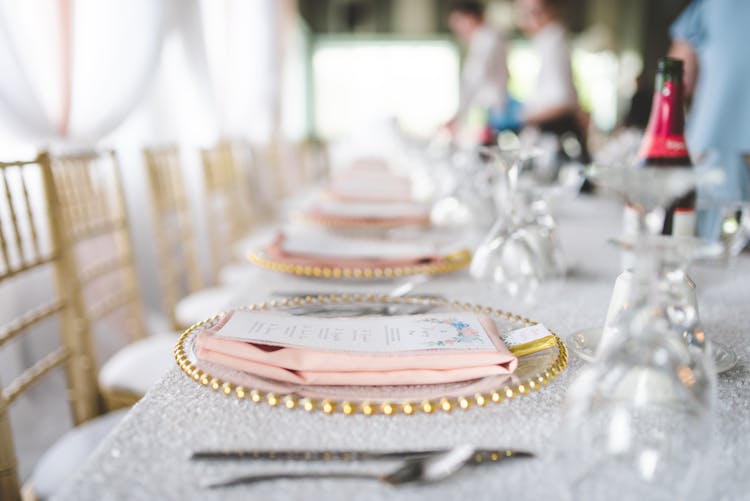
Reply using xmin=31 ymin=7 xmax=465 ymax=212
xmin=54 ymin=197 xmax=750 ymax=501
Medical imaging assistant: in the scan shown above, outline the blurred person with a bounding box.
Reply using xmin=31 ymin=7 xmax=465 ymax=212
xmin=669 ymin=0 xmax=750 ymax=239
xmin=446 ymin=1 xmax=517 ymax=143
xmin=515 ymin=0 xmax=591 ymax=186
xmin=515 ymin=0 xmax=580 ymax=131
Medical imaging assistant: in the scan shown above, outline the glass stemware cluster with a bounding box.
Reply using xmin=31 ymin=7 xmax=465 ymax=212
xmin=559 ymin=166 xmax=721 ymax=500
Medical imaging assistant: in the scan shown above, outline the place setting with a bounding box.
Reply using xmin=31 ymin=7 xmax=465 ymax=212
xmin=174 ymin=294 xmax=566 ymax=417
xmin=248 ymin=156 xmax=476 ymax=280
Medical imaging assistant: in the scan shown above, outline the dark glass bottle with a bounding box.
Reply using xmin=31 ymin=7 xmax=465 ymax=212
xmin=637 ymin=57 xmax=695 ymax=235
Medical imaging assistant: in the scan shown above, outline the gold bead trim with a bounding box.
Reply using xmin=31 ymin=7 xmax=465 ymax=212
xmin=247 ymin=249 xmax=473 ymax=280
xmin=173 ymin=294 xmax=568 ymax=416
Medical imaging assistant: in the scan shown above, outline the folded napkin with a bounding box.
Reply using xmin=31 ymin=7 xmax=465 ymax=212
xmin=304 ymin=200 xmax=431 ymax=227
xmin=313 ymin=200 xmax=430 ymax=219
xmin=196 ymin=311 xmax=518 ymax=386
xmin=264 ymin=229 xmax=443 ymax=269
xmin=328 ymin=169 xmax=413 ymax=203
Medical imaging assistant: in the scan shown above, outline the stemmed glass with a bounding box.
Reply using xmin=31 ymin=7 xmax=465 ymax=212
xmin=558 ymin=165 xmax=720 ymax=499
xmin=468 ymin=143 xmax=565 ymax=299
xmin=567 ymin=165 xmax=737 ymax=373
xmin=429 ymin=145 xmax=501 ymax=232
xmin=696 ymin=198 xmax=750 ymax=260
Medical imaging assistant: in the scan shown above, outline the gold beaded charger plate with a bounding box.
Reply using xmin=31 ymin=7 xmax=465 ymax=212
xmin=174 ymin=294 xmax=568 ymax=416
xmin=247 ymin=248 xmax=472 ymax=280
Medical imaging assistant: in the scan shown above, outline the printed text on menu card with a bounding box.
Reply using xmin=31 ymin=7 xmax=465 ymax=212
xmin=215 ymin=311 xmax=497 ymax=353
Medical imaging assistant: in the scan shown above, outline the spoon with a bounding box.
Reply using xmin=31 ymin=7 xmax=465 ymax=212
xmin=203 ymin=445 xmax=477 ymax=488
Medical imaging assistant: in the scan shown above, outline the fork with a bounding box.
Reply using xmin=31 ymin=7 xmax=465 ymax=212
xmin=203 ymin=445 xmax=478 ymax=488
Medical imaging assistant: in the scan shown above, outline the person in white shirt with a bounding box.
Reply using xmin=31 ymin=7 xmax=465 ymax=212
xmin=516 ymin=0 xmax=591 ymax=167
xmin=447 ymin=2 xmax=510 ymax=135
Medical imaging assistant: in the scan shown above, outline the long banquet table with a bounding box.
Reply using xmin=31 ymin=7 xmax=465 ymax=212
xmin=54 ymin=196 xmax=750 ymax=500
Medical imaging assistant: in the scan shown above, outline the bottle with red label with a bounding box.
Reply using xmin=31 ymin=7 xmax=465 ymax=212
xmin=635 ymin=56 xmax=695 ymax=236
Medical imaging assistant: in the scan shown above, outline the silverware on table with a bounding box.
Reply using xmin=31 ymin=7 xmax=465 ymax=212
xmin=271 ymin=290 xmax=445 ymax=300
xmin=271 ymin=273 xmax=440 ymax=302
xmin=202 ymin=445 xmax=505 ymax=488
xmin=191 ymin=447 xmax=534 ymax=462
xmin=284 ymin=303 xmax=436 ymax=317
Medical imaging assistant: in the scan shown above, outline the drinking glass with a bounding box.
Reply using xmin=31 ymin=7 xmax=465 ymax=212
xmin=567 ymin=165 xmax=737 ymax=372
xmin=696 ymin=199 xmax=750 ymax=259
xmin=469 ymin=144 xmax=565 ymax=298
xmin=559 ymin=165 xmax=719 ymax=500
xmin=429 ymin=146 xmax=501 ymax=231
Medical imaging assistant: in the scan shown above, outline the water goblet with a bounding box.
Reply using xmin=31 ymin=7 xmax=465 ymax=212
xmin=559 ymin=164 xmax=720 ymax=500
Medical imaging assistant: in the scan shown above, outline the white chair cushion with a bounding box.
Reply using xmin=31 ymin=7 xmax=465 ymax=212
xmin=29 ymin=408 xmax=128 ymax=499
xmin=218 ymin=262 xmax=259 ymax=286
xmin=174 ymin=286 xmax=238 ymax=328
xmin=98 ymin=333 xmax=178 ymax=395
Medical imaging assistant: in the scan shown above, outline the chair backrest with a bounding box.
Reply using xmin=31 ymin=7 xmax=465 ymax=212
xmin=143 ymin=145 xmax=202 ymax=329
xmin=249 ymin=143 xmax=282 ymax=222
xmin=201 ymin=140 xmax=255 ymax=281
xmin=271 ymin=138 xmax=330 ymax=199
xmin=298 ymin=137 xmax=330 ymax=185
xmin=48 ymin=150 xmax=148 ymax=357
xmin=0 ymin=154 xmax=100 ymax=501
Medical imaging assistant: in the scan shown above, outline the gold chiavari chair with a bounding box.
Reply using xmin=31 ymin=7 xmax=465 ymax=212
xmin=200 ymin=141 xmax=254 ymax=283
xmin=0 ymin=153 xmax=122 ymax=501
xmin=144 ymin=145 xmax=238 ymax=330
xmin=249 ymin=147 xmax=275 ymax=224
xmin=48 ymin=150 xmax=177 ymax=411
xmin=298 ymin=136 xmax=330 ymax=186
xmin=202 ymin=140 xmax=286 ymax=287
xmin=270 ymin=138 xmax=330 ymax=200
xmin=249 ymin=143 xmax=284 ymax=223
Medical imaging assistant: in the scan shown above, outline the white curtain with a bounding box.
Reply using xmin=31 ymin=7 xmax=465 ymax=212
xmin=196 ymin=0 xmax=283 ymax=141
xmin=0 ymin=0 xmax=166 ymax=145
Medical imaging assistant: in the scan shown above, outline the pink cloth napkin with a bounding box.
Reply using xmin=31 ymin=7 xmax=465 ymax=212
xmin=196 ymin=311 xmax=518 ymax=386
xmin=303 ymin=207 xmax=430 ymax=228
xmin=265 ymin=233 xmax=442 ymax=269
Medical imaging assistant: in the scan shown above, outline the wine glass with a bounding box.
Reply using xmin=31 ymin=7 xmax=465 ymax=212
xmin=469 ymin=144 xmax=565 ymax=298
xmin=567 ymin=165 xmax=737 ymax=373
xmin=559 ymin=165 xmax=719 ymax=499
xmin=429 ymin=146 xmax=500 ymax=231
xmin=696 ymin=198 xmax=750 ymax=260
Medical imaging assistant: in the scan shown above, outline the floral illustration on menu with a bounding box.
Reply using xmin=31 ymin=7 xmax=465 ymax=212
xmin=422 ymin=318 xmax=482 ymax=347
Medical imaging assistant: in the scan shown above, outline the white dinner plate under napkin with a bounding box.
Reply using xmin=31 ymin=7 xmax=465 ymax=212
xmin=280 ymin=228 xmax=439 ymax=260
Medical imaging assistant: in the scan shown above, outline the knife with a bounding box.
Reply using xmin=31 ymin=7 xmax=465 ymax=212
xmin=191 ymin=448 xmax=533 ymax=463
xmin=270 ymin=290 xmax=445 ymax=300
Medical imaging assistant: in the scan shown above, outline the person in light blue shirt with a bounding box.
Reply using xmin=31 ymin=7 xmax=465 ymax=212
xmin=670 ymin=0 xmax=750 ymax=239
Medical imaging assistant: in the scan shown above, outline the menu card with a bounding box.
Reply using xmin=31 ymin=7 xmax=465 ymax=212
xmin=214 ymin=311 xmax=499 ymax=353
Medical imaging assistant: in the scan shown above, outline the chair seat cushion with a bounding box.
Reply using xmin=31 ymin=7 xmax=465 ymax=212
xmin=218 ymin=262 xmax=258 ymax=286
xmin=174 ymin=286 xmax=238 ymax=329
xmin=29 ymin=408 xmax=128 ymax=499
xmin=98 ymin=333 xmax=178 ymax=395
